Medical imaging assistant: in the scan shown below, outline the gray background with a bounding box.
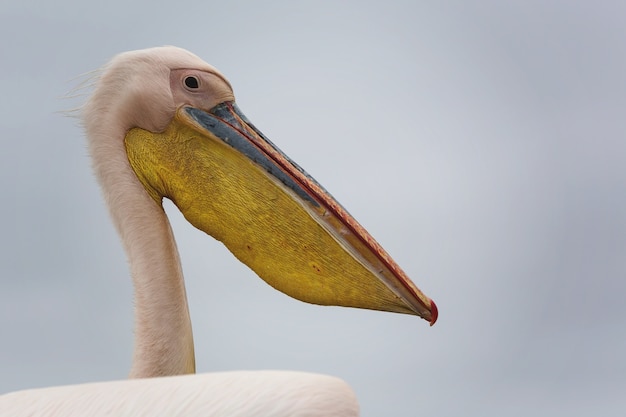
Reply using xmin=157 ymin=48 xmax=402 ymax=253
xmin=1 ymin=1 xmax=625 ymax=415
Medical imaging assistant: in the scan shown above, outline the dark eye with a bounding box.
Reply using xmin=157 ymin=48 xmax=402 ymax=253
xmin=184 ymin=76 xmax=199 ymax=89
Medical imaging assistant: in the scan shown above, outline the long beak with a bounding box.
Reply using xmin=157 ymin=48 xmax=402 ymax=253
xmin=125 ymin=102 xmax=438 ymax=325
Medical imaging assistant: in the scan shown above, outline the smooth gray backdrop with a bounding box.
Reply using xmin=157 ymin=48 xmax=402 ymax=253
xmin=1 ymin=1 xmax=625 ymax=416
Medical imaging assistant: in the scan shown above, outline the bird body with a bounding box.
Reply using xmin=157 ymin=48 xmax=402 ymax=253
xmin=0 ymin=46 xmax=436 ymax=416
xmin=0 ymin=372 xmax=358 ymax=417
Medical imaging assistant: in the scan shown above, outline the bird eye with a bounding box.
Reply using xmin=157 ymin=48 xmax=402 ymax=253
xmin=184 ymin=76 xmax=200 ymax=89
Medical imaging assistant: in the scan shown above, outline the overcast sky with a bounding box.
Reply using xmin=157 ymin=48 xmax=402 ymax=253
xmin=1 ymin=1 xmax=625 ymax=416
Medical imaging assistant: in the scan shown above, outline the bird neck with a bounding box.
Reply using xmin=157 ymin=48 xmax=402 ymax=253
xmin=87 ymin=123 xmax=195 ymax=378
xmin=127 ymin=203 xmax=197 ymax=378
xmin=124 ymin=192 xmax=196 ymax=378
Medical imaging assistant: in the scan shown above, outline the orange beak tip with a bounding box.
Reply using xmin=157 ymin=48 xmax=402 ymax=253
xmin=429 ymin=299 xmax=438 ymax=326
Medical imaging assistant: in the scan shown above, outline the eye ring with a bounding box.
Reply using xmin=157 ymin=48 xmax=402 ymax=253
xmin=184 ymin=76 xmax=200 ymax=89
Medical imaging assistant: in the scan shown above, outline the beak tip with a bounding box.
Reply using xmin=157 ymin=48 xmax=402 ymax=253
xmin=429 ymin=299 xmax=438 ymax=326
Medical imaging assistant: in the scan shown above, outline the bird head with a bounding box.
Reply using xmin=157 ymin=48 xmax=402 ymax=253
xmin=83 ymin=46 xmax=438 ymax=325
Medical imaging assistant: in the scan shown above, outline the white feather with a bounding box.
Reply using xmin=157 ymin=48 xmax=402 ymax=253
xmin=1 ymin=372 xmax=358 ymax=417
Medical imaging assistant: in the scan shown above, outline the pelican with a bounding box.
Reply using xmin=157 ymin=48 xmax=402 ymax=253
xmin=0 ymin=47 xmax=437 ymax=416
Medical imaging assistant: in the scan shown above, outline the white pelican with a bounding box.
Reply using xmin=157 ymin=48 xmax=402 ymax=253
xmin=0 ymin=47 xmax=437 ymax=416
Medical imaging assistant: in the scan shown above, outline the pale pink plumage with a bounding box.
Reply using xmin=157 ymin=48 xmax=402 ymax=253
xmin=0 ymin=47 xmax=359 ymax=416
